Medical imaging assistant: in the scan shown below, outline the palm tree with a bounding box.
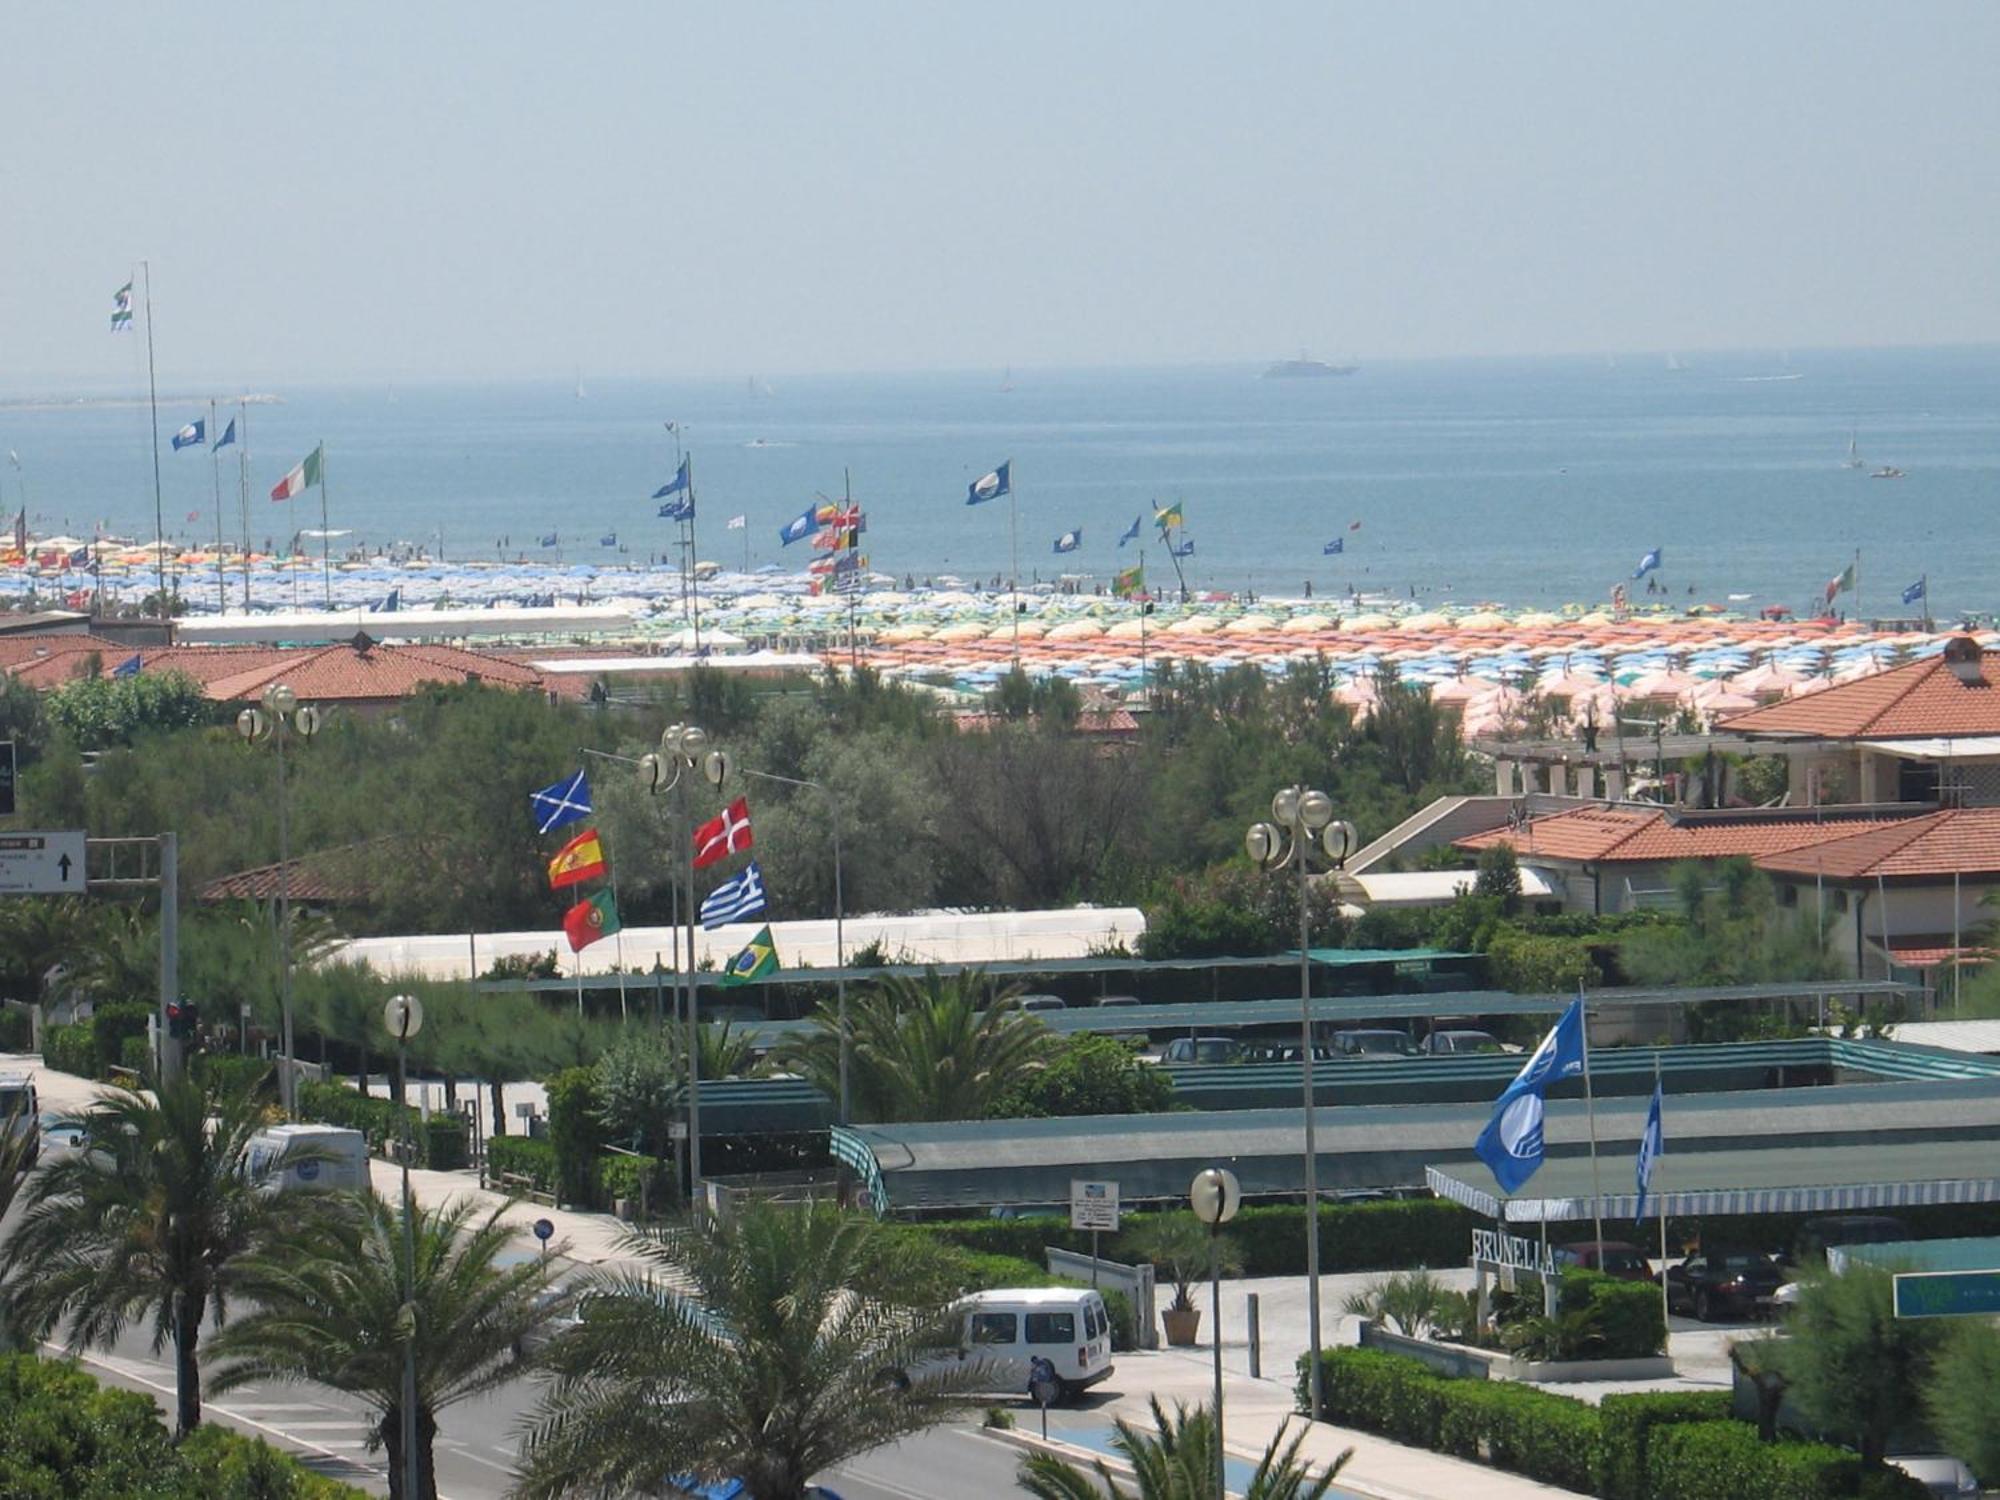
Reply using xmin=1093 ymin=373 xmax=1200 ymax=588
xmin=1020 ymin=1397 xmax=1350 ymax=1500
xmin=513 ymin=1199 xmax=976 ymax=1500
xmin=208 ymin=1193 xmax=562 ymax=1500
xmin=774 ymin=967 xmax=1051 ymax=1122
xmin=2 ymin=1067 xmax=316 ymax=1435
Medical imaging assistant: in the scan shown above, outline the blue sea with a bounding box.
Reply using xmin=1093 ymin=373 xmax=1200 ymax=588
xmin=4 ymin=346 xmax=1998 ymax=616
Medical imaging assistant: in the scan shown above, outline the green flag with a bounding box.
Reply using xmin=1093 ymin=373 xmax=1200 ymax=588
xmin=719 ymin=924 xmax=779 ymax=985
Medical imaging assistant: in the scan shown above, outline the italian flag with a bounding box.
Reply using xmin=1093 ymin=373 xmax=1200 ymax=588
xmin=270 ymin=444 xmax=323 ymax=502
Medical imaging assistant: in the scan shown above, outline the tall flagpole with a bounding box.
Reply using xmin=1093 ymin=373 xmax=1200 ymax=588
xmin=141 ymin=262 xmax=169 ymax=610
xmin=209 ymin=400 xmax=226 ymax=614
xmin=688 ymin=454 xmax=701 ymax=654
xmin=1008 ymin=463 xmax=1020 ymax=661
xmin=238 ymin=401 xmax=253 ymax=611
xmin=1577 ymin=982 xmax=1606 ymax=1247
xmin=1653 ymin=1055 xmax=1670 ymax=1346
xmin=319 ymin=442 xmax=332 ymax=610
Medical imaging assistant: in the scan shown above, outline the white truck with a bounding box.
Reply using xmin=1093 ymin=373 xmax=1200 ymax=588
xmin=244 ymin=1124 xmax=369 ymax=1194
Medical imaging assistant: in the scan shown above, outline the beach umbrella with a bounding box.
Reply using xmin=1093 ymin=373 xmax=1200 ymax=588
xmin=1340 ymin=612 xmax=1394 ymax=632
xmin=1399 ymin=611 xmax=1453 ymax=632
xmin=1457 ymin=609 xmax=1510 ymax=630
xmin=1223 ymin=613 xmax=1277 ymax=635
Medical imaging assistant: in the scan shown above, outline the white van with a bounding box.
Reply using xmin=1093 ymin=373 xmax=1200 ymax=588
xmin=922 ymin=1287 xmax=1115 ymax=1402
xmin=245 ymin=1124 xmax=369 ymax=1194
xmin=0 ymin=1073 xmax=39 ymax=1166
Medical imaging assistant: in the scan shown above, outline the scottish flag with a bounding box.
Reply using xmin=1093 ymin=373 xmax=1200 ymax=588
xmin=1903 ymin=579 xmax=1927 ymax=605
xmin=213 ymin=418 xmax=237 ymax=452
xmin=1633 ymin=547 xmax=1662 ymax=580
xmin=1634 ymin=1079 xmax=1665 ymax=1226
xmin=700 ymin=861 xmax=768 ymax=929
xmin=529 ymin=770 xmax=593 ymax=834
xmin=1472 ymin=998 xmax=1586 ymax=1193
xmin=778 ymin=506 xmax=819 ymax=546
xmin=967 ymin=460 xmax=1010 ymax=506
xmin=1053 ymin=528 xmax=1082 ymax=554
xmin=1323 ymin=537 xmax=1344 ymax=555
xmin=1118 ymin=515 xmax=1142 ymax=547
xmin=652 ymin=457 xmax=691 ymax=500
xmin=171 ymin=420 xmax=205 ymax=451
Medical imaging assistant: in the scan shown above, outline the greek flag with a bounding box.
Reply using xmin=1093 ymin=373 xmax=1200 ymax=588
xmin=1634 ymin=1079 xmax=1665 ymax=1226
xmin=700 ymin=860 xmax=767 ymax=929
xmin=1473 ymin=998 xmax=1586 ymax=1193
xmin=171 ymin=420 xmax=205 ymax=451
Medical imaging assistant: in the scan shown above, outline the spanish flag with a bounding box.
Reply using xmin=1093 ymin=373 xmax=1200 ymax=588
xmin=547 ymin=827 xmax=608 ymax=890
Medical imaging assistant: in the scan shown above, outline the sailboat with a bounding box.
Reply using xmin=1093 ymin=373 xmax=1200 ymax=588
xmin=1843 ymin=430 xmax=1865 ymax=470
xmin=1665 ymin=352 xmax=1685 ymax=373
xmin=574 ymin=367 xmax=587 ymax=401
xmin=999 ymin=365 xmax=1016 ymax=393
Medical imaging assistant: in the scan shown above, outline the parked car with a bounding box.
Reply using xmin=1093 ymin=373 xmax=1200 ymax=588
xmin=1328 ymin=1029 xmax=1419 ymax=1059
xmin=1885 ymin=1453 xmax=1979 ymax=1497
xmin=1552 ymin=1240 xmax=1656 ymax=1283
xmin=1157 ymin=1037 xmax=1242 ymax=1065
xmin=1244 ymin=1043 xmax=1334 ymax=1064
xmin=0 ymin=1073 xmax=39 ymax=1167
xmin=1664 ymin=1250 xmax=1784 ymax=1321
xmin=1788 ymin=1214 xmax=1912 ymax=1266
xmin=1095 ymin=995 xmax=1143 ymax=1009
xmin=1018 ymin=994 xmax=1067 ymax=1013
xmin=37 ymin=1109 xmax=86 ymax=1161
xmin=1421 ymin=1029 xmax=1512 ymax=1056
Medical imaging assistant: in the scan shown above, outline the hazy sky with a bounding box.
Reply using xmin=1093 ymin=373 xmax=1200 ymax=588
xmin=6 ymin=2 xmax=1997 ymax=384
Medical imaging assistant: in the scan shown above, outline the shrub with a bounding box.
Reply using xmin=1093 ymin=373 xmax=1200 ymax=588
xmin=1645 ymin=1419 xmax=1862 ymax=1500
xmin=42 ymin=1020 xmax=95 ymax=1077
xmin=1562 ymin=1267 xmax=1666 ymax=1359
xmin=419 ymin=1114 xmax=469 ymax=1171
xmin=545 ymin=1066 xmax=607 ymax=1208
xmin=1599 ymin=1390 xmax=1732 ymax=1500
xmin=0 ymin=1005 xmax=31 ymax=1051
xmin=599 ymin=1152 xmax=667 ymax=1212
xmin=193 ymin=1054 xmax=275 ymax=1102
xmin=297 ymin=1079 xmax=464 ymax=1169
xmin=91 ymin=1001 xmax=154 ymax=1073
xmin=119 ymin=1032 xmax=153 ymax=1074
xmin=488 ymin=1135 xmax=558 ymax=1194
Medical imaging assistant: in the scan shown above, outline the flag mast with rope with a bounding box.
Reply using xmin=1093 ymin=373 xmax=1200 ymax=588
xmin=139 ymin=265 xmax=170 ymax=609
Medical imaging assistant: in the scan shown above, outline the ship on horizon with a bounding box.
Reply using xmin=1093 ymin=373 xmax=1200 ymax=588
xmin=1262 ymin=352 xmax=1357 ymax=380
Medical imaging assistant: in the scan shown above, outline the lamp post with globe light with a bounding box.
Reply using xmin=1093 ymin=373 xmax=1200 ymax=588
xmin=236 ymin=683 xmax=321 ymax=1118
xmin=1190 ymin=1165 xmax=1242 ymax=1500
xmin=639 ymin=723 xmax=730 ymax=1202
xmin=1245 ymin=787 xmax=1357 ymax=1423
xmin=383 ymin=992 xmax=424 ymax=1500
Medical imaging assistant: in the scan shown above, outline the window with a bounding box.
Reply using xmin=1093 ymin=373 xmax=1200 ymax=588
xmin=968 ymin=1312 xmax=1017 ymax=1345
xmin=1025 ymin=1311 xmax=1076 ymax=1345
xmin=1084 ymin=1304 xmax=1104 ymax=1340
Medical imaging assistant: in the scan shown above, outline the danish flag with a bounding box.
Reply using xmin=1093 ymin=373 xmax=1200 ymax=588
xmin=692 ymin=796 xmax=754 ymax=869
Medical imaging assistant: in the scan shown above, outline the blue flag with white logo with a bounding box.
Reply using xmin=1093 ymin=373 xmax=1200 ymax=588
xmin=111 ymin=653 xmax=142 ymax=679
xmin=171 ymin=420 xmax=205 ymax=451
xmin=1171 ymin=538 xmax=1195 ymax=558
xmin=652 ymin=457 xmax=690 ymax=500
xmin=1473 ymin=998 xmax=1587 ymax=1193
xmin=1633 ymin=547 xmax=1662 ymax=580
xmin=1118 ymin=515 xmax=1141 ymax=547
xmin=540 ymin=532 xmax=559 ymax=548
xmin=700 ymin=861 xmax=768 ymax=929
xmin=213 ymin=418 xmax=237 ymax=452
xmin=1902 ymin=579 xmax=1926 ymax=605
xmin=529 ymin=770 xmax=593 ymax=835
xmin=658 ymin=493 xmax=694 ymax=522
xmin=1053 ymin=528 xmax=1082 ymax=554
xmin=778 ymin=506 xmax=820 ymax=546
xmin=1634 ymin=1078 xmax=1664 ymax=1226
xmin=1323 ymin=537 xmax=1344 ymax=555
xmin=967 ymin=460 xmax=1010 ymax=506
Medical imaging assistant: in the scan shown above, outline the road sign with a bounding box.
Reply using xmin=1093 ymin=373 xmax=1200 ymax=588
xmin=0 ymin=831 xmax=85 ymax=895
xmin=1070 ymin=1179 xmax=1120 ymax=1232
xmin=532 ymin=1217 xmax=555 ymax=1242
xmin=1893 ymin=1268 xmax=2000 ymax=1319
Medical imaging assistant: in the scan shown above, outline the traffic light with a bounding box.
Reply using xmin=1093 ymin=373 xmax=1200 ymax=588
xmin=165 ymin=1000 xmax=200 ymax=1042
xmin=165 ymin=1002 xmax=187 ymax=1040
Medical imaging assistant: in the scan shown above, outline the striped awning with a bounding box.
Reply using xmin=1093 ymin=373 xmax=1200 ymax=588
xmin=830 ymin=1125 xmax=889 ymax=1215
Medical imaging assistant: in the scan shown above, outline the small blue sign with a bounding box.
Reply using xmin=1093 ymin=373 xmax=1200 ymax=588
xmin=532 ymin=1217 xmax=555 ymax=1243
xmin=1893 ymin=1269 xmax=2000 ymax=1319
xmin=295 ymin=1158 xmax=320 ymax=1182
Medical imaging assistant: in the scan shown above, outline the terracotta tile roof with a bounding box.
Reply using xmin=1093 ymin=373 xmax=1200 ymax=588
xmin=1882 ymin=937 xmax=1994 ymax=970
xmin=1719 ymin=642 xmax=2000 ymax=740
xmin=198 ymin=639 xmax=546 ymax=703
xmin=0 ymin=634 xmax=137 ymax=686
xmin=951 ymin=710 xmax=1140 ymax=735
xmin=197 ymin=838 xmax=396 ymax=904
xmin=1756 ymin=808 xmax=2000 ymax=881
xmin=1459 ymin=805 xmax=1921 ymax=864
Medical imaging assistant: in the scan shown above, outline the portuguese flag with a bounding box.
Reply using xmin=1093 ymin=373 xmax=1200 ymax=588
xmin=547 ymin=827 xmax=608 ymax=890
xmin=270 ymin=444 xmax=323 ymax=502
xmin=1113 ymin=563 xmax=1144 ymax=600
xmin=562 ymin=888 xmax=620 ymax=952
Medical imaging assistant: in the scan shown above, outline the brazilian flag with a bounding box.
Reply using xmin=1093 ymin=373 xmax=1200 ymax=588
xmin=719 ymin=924 xmax=779 ymax=986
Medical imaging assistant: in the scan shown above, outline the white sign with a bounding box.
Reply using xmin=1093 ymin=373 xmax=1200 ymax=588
xmin=0 ymin=831 xmax=85 ymax=895
xmin=1070 ymin=1179 xmax=1120 ymax=1232
xmin=1471 ymin=1228 xmax=1557 ymax=1279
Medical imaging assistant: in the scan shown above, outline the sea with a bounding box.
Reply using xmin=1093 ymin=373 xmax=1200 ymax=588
xmin=4 ymin=345 xmax=1998 ymax=617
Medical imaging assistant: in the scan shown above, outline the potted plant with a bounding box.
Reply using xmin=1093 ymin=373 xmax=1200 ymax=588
xmin=1122 ymin=1213 xmax=1242 ymax=1348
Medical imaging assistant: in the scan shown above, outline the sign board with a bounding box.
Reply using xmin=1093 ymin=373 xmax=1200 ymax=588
xmin=1471 ymin=1228 xmax=1557 ymax=1279
xmin=0 ymin=831 xmax=85 ymax=895
xmin=1071 ymin=1179 xmax=1120 ymax=1233
xmin=532 ymin=1217 xmax=555 ymax=1243
xmin=1893 ymin=1268 xmax=2000 ymax=1320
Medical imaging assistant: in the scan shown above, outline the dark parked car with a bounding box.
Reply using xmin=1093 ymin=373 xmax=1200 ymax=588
xmin=1552 ymin=1240 xmax=1656 ymax=1283
xmin=1665 ymin=1250 xmax=1784 ymax=1322
xmin=1157 ymin=1037 xmax=1242 ymax=1065
xmin=1018 ymin=993 xmax=1067 ymax=1013
xmin=1421 ymin=1029 xmax=1513 ymax=1056
xmin=1328 ymin=1029 xmax=1419 ymax=1059
xmin=1788 ymin=1214 xmax=1911 ymax=1266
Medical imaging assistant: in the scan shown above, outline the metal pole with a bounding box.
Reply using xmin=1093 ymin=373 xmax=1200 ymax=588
xmin=159 ymin=832 xmax=179 ymax=1081
xmin=141 ymin=262 xmax=169 ymax=609
xmin=1246 ymin=1291 xmax=1261 ymax=1380
xmin=684 ymin=776 xmax=703 ymax=1201
xmin=1210 ymin=1224 xmax=1225 ymax=1500
xmin=832 ymin=797 xmax=848 ymax=1126
xmin=1578 ymin=988 xmax=1606 ymax=1248
xmin=398 ymin=1028 xmax=419 ymax=1500
xmin=210 ymin=400 xmax=225 ymax=615
xmin=275 ymin=721 xmax=296 ymax=1117
xmin=1295 ymin=803 xmax=1323 ymax=1423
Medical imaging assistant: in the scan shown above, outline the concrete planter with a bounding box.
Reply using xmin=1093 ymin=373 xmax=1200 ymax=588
xmin=1357 ymin=1321 xmax=1673 ymax=1384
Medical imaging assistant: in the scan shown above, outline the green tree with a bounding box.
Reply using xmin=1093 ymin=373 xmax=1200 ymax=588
xmin=513 ymin=1201 xmax=975 ymax=1500
xmin=1019 ymin=1397 xmax=1349 ymax=1500
xmin=1784 ymin=1262 xmax=1948 ymax=1470
xmin=592 ymin=1027 xmax=680 ymax=1156
xmin=208 ymin=1193 xmax=562 ymax=1500
xmin=1925 ymin=1320 xmax=2000 ymax=1485
xmin=774 ymin=968 xmax=1052 ymax=1123
xmin=43 ymin=669 xmax=213 ymax=750
xmin=990 ymin=1033 xmax=1174 ymax=1118
xmin=1119 ymin=1213 xmax=1242 ymax=1320
xmin=2 ymin=1069 xmax=328 ymax=1435
xmin=1360 ymin=664 xmax=1467 ymax=796
xmin=1472 ymin=843 xmax=1523 ymax=915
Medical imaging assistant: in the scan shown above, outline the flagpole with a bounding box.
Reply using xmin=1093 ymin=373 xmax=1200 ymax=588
xmin=1653 ymin=1055 xmax=1670 ymax=1349
xmin=319 ymin=442 xmax=332 ymax=610
xmin=1577 ymin=983 xmax=1606 ymax=1247
xmin=845 ymin=469 xmax=857 ymax=673
xmin=141 ymin=262 xmax=169 ymax=611
xmin=209 ymin=400 xmax=226 ymax=615
xmin=688 ymin=454 xmax=701 ymax=655
xmin=1008 ymin=466 xmax=1020 ymax=663
xmin=239 ymin=401 xmax=253 ymax=612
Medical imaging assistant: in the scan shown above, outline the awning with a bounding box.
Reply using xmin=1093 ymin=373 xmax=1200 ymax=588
xmin=1864 ymin=736 xmax=2000 ymax=762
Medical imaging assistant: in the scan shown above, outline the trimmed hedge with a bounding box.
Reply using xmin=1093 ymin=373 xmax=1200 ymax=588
xmin=488 ymin=1135 xmax=558 ymax=1194
xmin=1562 ymin=1268 xmax=1666 ymax=1360
xmin=0 ymin=1005 xmax=32 ymax=1051
xmin=42 ymin=1020 xmax=96 ymax=1078
xmin=0 ymin=1353 xmax=368 ymax=1498
xmin=545 ymin=1067 xmax=607 ymax=1209
xmin=296 ymin=1079 xmax=466 ymax=1171
xmin=1302 ymin=1347 xmax=1923 ymax=1500
xmin=192 ymin=1054 xmax=275 ymax=1102
xmin=92 ymin=1002 xmax=154 ymax=1073
xmin=600 ymin=1152 xmax=667 ymax=1212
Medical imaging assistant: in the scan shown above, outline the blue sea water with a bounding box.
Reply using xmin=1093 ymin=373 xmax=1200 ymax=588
xmin=4 ymin=346 xmax=1998 ymax=616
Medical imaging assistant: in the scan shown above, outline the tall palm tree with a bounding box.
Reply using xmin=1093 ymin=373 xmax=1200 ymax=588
xmin=774 ymin=967 xmax=1051 ymax=1122
xmin=2 ymin=1067 xmax=315 ymax=1435
xmin=513 ymin=1200 xmax=976 ymax=1500
xmin=208 ymin=1193 xmax=562 ymax=1500
xmin=1019 ymin=1397 xmax=1350 ymax=1500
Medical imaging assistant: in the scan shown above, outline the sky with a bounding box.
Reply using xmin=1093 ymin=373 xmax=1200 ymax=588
xmin=5 ymin=1 xmax=1998 ymax=385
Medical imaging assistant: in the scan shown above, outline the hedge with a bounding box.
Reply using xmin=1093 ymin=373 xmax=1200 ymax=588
xmin=42 ymin=1020 xmax=95 ymax=1078
xmin=1301 ymin=1348 xmax=1923 ymax=1500
xmin=92 ymin=1002 xmax=154 ymax=1074
xmin=1562 ymin=1268 xmax=1666 ymax=1360
xmin=192 ymin=1054 xmax=276 ymax=1102
xmin=600 ymin=1152 xmax=667 ymax=1212
xmin=488 ymin=1135 xmax=558 ymax=1194
xmin=0 ymin=1353 xmax=368 ymax=1498
xmin=0 ymin=1005 xmax=31 ymax=1051
xmin=296 ymin=1079 xmax=466 ymax=1171
xmin=545 ymin=1067 xmax=607 ymax=1209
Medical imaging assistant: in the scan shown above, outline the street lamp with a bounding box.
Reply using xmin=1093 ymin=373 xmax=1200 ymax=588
xmin=237 ymin=683 xmax=321 ymax=1118
xmin=1245 ymin=787 xmax=1357 ymax=1424
xmin=383 ymin=992 xmax=424 ymax=1500
xmin=1190 ymin=1165 xmax=1242 ymax=1500
xmin=639 ymin=722 xmax=729 ymax=1204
